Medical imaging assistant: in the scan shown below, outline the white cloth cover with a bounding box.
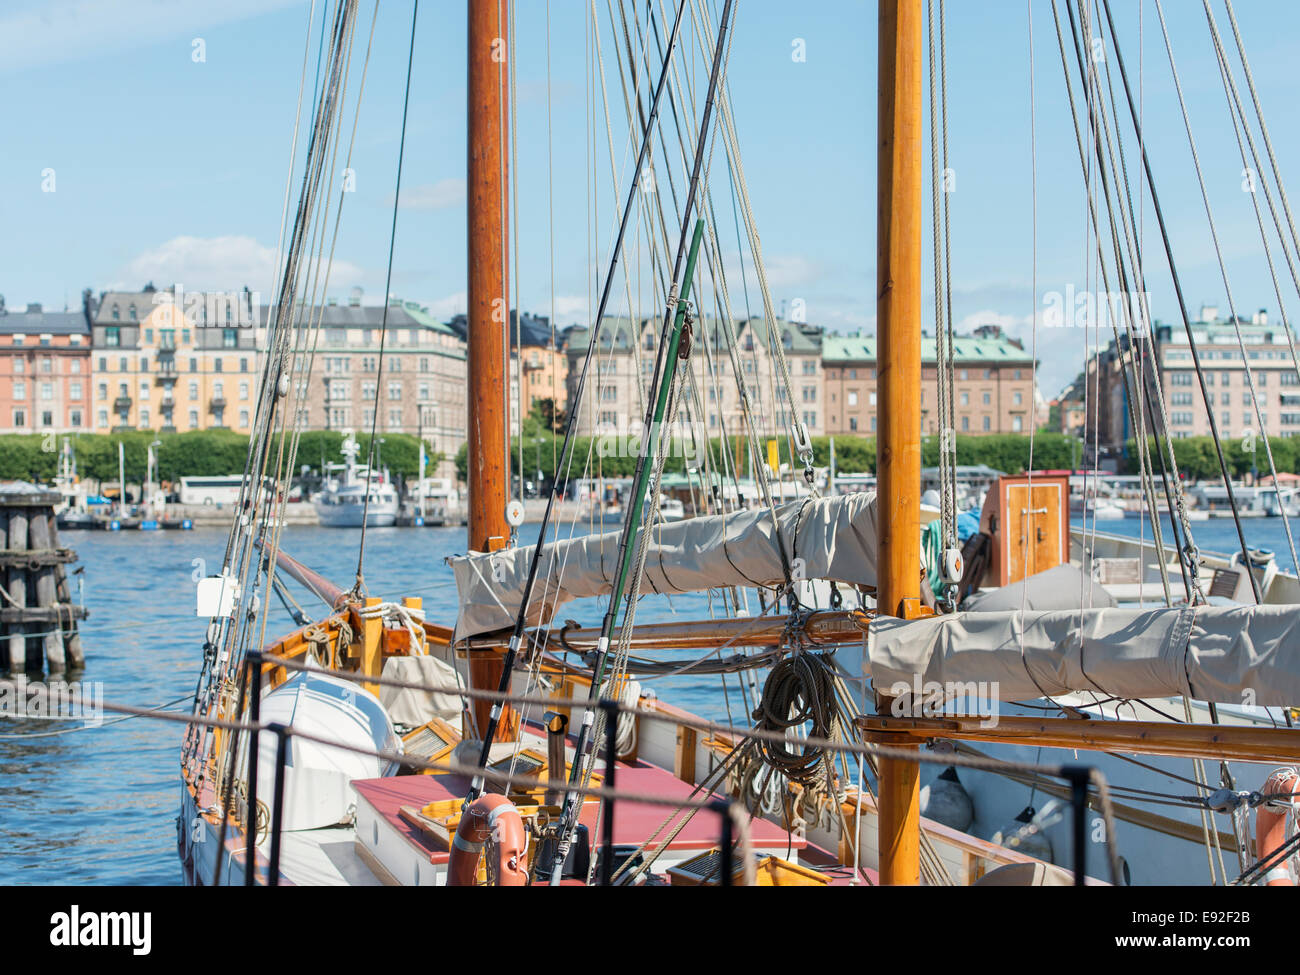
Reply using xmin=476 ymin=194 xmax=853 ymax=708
xmin=868 ymin=603 xmax=1300 ymax=705
xmin=449 ymin=492 xmax=880 ymax=639
xmin=379 ymin=653 xmax=463 ymax=727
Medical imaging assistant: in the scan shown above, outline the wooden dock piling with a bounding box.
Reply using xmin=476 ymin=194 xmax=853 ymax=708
xmin=0 ymin=485 xmax=87 ymax=674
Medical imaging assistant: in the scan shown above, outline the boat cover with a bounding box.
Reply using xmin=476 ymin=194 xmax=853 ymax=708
xmin=449 ymin=492 xmax=880 ymax=639
xmin=868 ymin=603 xmax=1300 ymax=705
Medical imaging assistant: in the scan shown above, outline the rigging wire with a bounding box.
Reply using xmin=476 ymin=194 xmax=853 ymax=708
xmin=354 ymin=0 xmax=419 ymax=590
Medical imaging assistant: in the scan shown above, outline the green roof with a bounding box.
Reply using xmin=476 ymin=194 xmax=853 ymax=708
xmin=822 ymin=333 xmax=1033 ymax=363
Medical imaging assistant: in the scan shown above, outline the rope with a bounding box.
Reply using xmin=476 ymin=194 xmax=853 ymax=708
xmin=354 ymin=0 xmax=418 ymax=591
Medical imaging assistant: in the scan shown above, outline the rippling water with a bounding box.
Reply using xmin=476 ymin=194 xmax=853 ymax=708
xmin=0 ymin=522 xmax=727 ymax=885
xmin=4 ymin=510 xmax=1296 ymax=884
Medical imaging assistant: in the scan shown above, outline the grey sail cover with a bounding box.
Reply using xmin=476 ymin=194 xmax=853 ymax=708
xmin=868 ymin=604 xmax=1300 ymax=705
xmin=449 ymin=492 xmax=879 ymax=639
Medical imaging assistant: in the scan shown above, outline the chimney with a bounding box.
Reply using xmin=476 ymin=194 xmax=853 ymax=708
xmin=26 ymin=302 xmax=41 ymax=314
xmin=348 ymin=286 xmax=363 ymax=308
xmin=1259 ymin=308 xmax=1269 ymax=326
xmin=1199 ymin=303 xmax=1218 ymax=322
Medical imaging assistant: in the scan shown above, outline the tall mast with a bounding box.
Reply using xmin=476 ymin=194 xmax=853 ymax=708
xmin=466 ymin=0 xmax=515 ymax=740
xmin=876 ymin=0 xmax=923 ymax=886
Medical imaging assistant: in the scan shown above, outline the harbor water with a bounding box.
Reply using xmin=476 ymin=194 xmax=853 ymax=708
xmin=1 ymin=511 xmax=1295 ymax=884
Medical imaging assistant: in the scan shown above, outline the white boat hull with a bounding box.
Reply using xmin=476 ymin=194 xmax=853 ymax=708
xmin=315 ymin=500 xmax=398 ymax=527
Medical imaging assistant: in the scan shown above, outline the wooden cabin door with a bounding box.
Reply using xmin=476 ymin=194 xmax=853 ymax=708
xmin=1004 ymin=483 xmax=1063 ymax=583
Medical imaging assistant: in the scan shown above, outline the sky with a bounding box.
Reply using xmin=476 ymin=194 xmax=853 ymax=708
xmin=3 ymin=0 xmax=1300 ymax=402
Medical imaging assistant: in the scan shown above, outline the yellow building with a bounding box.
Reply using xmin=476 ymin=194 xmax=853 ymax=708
xmin=90 ymin=287 xmax=260 ymax=434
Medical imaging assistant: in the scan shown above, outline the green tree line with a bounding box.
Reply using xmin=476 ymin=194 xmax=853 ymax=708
xmin=1123 ymin=435 xmax=1300 ymax=480
xmin=0 ymin=430 xmax=442 ymax=485
xmin=457 ymin=430 xmax=1089 ymax=482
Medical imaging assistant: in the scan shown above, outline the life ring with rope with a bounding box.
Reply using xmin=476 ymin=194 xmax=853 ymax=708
xmin=447 ymin=794 xmax=528 ymax=886
xmin=1255 ymin=767 xmax=1300 ymax=886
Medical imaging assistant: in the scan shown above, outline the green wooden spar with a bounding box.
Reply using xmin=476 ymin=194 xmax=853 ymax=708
xmin=606 ymin=217 xmax=706 ymax=612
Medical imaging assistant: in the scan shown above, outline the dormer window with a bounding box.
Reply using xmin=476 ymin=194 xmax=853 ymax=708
xmin=112 ymin=305 xmax=120 ymax=321
xmin=783 ymin=330 xmax=794 ymax=351
xmin=643 ymin=332 xmax=655 ymax=351
xmin=128 ymin=304 xmax=137 ymax=321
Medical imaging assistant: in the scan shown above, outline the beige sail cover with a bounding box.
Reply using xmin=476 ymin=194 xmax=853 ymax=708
xmin=449 ymin=492 xmax=879 ymax=639
xmin=868 ymin=604 xmax=1300 ymax=705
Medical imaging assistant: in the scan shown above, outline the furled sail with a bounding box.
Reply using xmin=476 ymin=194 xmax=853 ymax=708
xmin=868 ymin=604 xmax=1300 ymax=705
xmin=449 ymin=492 xmax=879 ymax=639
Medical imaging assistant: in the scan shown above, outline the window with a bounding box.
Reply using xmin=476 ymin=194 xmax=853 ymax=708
xmin=960 ymin=391 xmax=969 ymax=406
xmin=1012 ymin=415 xmax=1023 ymax=432
xmin=13 ymin=381 xmax=25 ymax=399
xmin=70 ymin=409 xmax=82 ymax=427
xmin=802 ymin=386 xmax=816 ymax=403
xmin=11 ymin=358 xmax=25 ymax=374
xmin=802 ymin=359 xmax=817 ymax=375
xmin=961 ymin=415 xmax=969 ymax=431
xmin=40 ymin=382 xmax=53 ymax=400
xmin=223 ymin=328 xmax=237 ymax=348
xmin=13 ymin=409 xmax=25 ymax=427
xmin=388 ymin=408 xmax=402 ymax=426
xmin=139 ymin=409 xmax=150 ymax=427
xmin=388 ymin=381 xmax=402 ymax=401
xmin=239 ymin=382 xmax=249 ymax=401
xmin=848 ymin=391 xmax=858 ymax=407
xmin=1172 ymin=412 xmax=1194 ymax=426
xmin=1222 ymin=391 xmax=1231 ymax=405
xmin=129 ymin=305 xmax=137 ymax=321
xmin=1171 ymin=372 xmax=1194 ymax=386
xmin=189 ymin=382 xmax=198 ymax=399
xmin=214 ymin=358 xmax=223 ymax=373
xmin=1012 ymin=391 xmax=1022 ymax=406
xmin=982 ymin=392 xmax=991 ymax=405
xmin=240 ymin=358 xmax=248 ymax=373
xmin=982 ymin=416 xmax=991 ymax=431
xmin=420 ymin=357 xmax=429 ymax=373
xmin=111 ymin=305 xmax=120 ymax=321
xmin=70 ymin=382 xmax=82 ymax=400
xmin=1171 ymin=392 xmax=1193 ymax=406
xmin=849 ymin=417 xmax=858 ymax=432
xmin=190 ymin=358 xmax=198 ymax=372
xmin=105 ymin=326 xmax=120 ymax=346
xmin=40 ymin=358 xmax=51 ymax=373
xmin=189 ymin=410 xmax=199 ymax=427
xmin=97 ymin=410 xmax=108 ymax=428
xmin=802 ymin=411 xmax=816 ymax=427
xmin=96 ymin=357 xmax=104 ymax=372
xmin=240 ymin=410 xmax=250 ymax=427
xmin=144 ymin=328 xmax=152 ymax=344
xmin=419 ymin=383 xmax=429 ymax=400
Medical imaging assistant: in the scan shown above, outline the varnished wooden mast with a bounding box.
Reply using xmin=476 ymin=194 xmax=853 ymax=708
xmin=467 ymin=0 xmax=516 ymax=740
xmin=876 ymin=0 xmax=924 ymax=886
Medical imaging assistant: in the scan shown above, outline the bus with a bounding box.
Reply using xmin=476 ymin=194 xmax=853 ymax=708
xmin=179 ymin=475 xmax=261 ymax=507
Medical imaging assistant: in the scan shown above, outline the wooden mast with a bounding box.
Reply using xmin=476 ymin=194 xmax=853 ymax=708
xmin=466 ymin=0 xmax=516 ymax=740
xmin=875 ymin=0 xmax=924 ymax=886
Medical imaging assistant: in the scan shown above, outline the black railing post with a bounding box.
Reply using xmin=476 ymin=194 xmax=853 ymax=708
xmin=713 ymin=799 xmax=734 ymax=887
xmin=268 ymin=722 xmax=290 ymax=887
xmin=1064 ymin=765 xmax=1090 ymax=887
xmin=598 ymin=698 xmax=619 ymax=886
xmin=244 ymin=651 xmax=263 ymax=886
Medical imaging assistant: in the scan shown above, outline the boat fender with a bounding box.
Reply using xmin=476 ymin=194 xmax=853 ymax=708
xmin=1255 ymin=767 xmax=1300 ymax=886
xmin=447 ymin=794 xmax=528 ymax=886
xmin=920 ymin=766 xmax=973 ymax=832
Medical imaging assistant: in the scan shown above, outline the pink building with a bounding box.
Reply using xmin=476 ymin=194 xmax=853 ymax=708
xmin=0 ymin=294 xmax=93 ymax=435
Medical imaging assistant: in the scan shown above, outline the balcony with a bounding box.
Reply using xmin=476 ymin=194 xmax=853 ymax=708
xmin=113 ymin=395 xmax=132 ymax=412
xmin=209 ymin=394 xmax=227 ymax=410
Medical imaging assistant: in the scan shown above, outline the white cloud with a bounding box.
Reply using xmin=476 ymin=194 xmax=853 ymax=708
xmin=0 ymin=0 xmax=302 ymax=75
xmin=115 ymin=234 xmax=364 ymax=296
xmin=399 ymin=179 xmax=466 ymax=211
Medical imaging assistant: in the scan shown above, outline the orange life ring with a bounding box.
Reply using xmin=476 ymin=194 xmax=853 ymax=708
xmin=447 ymin=794 xmax=528 ymax=886
xmin=1255 ymin=768 xmax=1300 ymax=886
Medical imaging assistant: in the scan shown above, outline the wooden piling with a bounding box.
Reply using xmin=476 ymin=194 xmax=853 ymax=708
xmin=0 ymin=485 xmax=88 ymax=675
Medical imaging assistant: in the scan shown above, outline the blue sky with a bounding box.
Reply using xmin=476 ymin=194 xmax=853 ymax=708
xmin=3 ymin=0 xmax=1300 ymax=400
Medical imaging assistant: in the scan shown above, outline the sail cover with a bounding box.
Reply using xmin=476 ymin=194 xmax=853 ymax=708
xmin=868 ymin=604 xmax=1300 ymax=705
xmin=449 ymin=492 xmax=879 ymax=639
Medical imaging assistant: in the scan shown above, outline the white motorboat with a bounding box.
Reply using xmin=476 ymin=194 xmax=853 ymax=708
xmin=313 ymin=434 xmax=399 ymax=528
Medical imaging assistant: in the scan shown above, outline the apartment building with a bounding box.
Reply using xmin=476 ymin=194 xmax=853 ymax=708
xmin=564 ymin=316 xmax=824 ymax=439
xmin=90 ymin=286 xmax=259 ymax=433
xmin=823 ymin=325 xmax=1037 ymax=436
xmin=288 ymin=297 xmax=467 ymax=478
xmin=0 ymin=294 xmax=93 ymax=435
xmin=1153 ymin=306 xmax=1300 ymax=440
